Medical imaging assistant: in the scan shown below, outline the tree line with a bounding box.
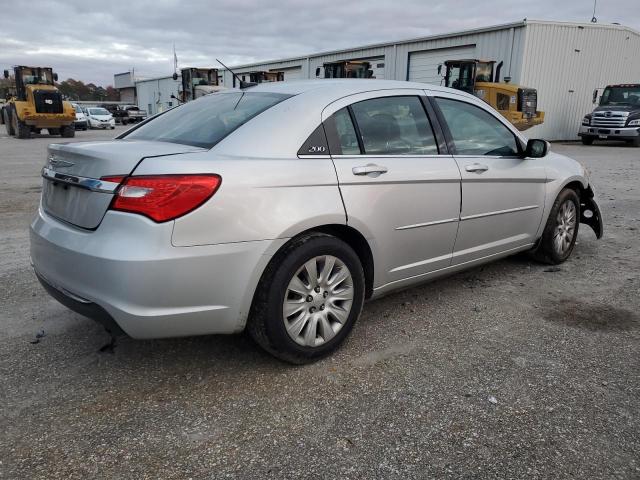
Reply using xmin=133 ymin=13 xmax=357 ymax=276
xmin=1 ymin=77 xmax=120 ymax=101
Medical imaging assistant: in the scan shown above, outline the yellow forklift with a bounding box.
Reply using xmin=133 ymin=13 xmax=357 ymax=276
xmin=320 ymin=61 xmax=373 ymax=79
xmin=1 ymin=66 xmax=75 ymax=138
xmin=439 ymin=59 xmax=544 ymax=131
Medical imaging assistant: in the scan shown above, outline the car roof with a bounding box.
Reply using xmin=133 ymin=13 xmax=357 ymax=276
xmin=245 ymin=78 xmax=473 ymax=100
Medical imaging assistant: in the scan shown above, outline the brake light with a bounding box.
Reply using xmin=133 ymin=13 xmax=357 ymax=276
xmin=108 ymin=174 xmax=221 ymax=222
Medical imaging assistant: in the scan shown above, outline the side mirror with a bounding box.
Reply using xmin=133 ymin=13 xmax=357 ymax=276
xmin=437 ymin=64 xmax=442 ymax=75
xmin=315 ymin=67 xmax=321 ymax=77
xmin=524 ymin=139 xmax=549 ymax=158
xmin=3 ymin=70 xmax=8 ymax=79
xmin=592 ymin=89 xmax=598 ymax=103
xmin=172 ymin=72 xmax=178 ymax=81
xmin=53 ymin=73 xmax=58 ymax=81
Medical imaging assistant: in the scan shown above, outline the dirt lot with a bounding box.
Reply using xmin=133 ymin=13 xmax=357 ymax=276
xmin=0 ymin=127 xmax=638 ymax=479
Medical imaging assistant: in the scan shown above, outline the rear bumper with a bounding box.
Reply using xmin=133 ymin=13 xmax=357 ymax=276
xmin=579 ymin=125 xmax=640 ymax=138
xmin=30 ymin=207 xmax=284 ymax=339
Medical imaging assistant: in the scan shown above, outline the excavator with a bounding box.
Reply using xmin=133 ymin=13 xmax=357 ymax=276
xmin=1 ymin=66 xmax=75 ymax=139
xmin=439 ymin=59 xmax=544 ymax=131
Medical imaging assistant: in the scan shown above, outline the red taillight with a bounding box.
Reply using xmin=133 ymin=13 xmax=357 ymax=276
xmin=108 ymin=174 xmax=221 ymax=222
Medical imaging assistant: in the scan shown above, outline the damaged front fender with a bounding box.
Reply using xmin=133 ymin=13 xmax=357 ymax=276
xmin=580 ymin=185 xmax=604 ymax=239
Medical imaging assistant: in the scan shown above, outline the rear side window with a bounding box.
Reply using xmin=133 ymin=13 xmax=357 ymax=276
xmin=435 ymin=97 xmax=519 ymax=156
xmin=350 ymin=96 xmax=438 ymax=155
xmin=122 ymin=92 xmax=292 ymax=148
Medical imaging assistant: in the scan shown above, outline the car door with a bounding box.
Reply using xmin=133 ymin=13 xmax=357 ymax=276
xmin=322 ymin=91 xmax=461 ymax=288
xmin=430 ymin=94 xmax=546 ymax=265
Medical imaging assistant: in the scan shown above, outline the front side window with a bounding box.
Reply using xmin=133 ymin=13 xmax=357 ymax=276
xmin=435 ymin=97 xmax=519 ymax=156
xmin=123 ymin=92 xmax=292 ymax=148
xmin=350 ymin=96 xmax=438 ymax=155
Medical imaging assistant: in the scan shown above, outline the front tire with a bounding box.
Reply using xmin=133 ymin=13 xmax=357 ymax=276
xmin=12 ymin=107 xmax=31 ymax=139
xmin=3 ymin=108 xmax=15 ymax=135
xmin=533 ymin=188 xmax=580 ymax=265
xmin=248 ymin=232 xmax=365 ymax=364
xmin=628 ymin=137 xmax=640 ymax=147
xmin=581 ymin=136 xmax=594 ymax=145
xmin=60 ymin=124 xmax=75 ymax=137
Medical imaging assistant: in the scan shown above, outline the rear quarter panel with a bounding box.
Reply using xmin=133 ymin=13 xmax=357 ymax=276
xmin=132 ymin=152 xmax=346 ymax=247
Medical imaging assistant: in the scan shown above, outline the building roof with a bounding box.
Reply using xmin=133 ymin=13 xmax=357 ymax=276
xmin=227 ymin=19 xmax=640 ymax=70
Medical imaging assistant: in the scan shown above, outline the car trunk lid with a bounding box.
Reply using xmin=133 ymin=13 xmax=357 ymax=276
xmin=42 ymin=140 xmax=205 ymax=229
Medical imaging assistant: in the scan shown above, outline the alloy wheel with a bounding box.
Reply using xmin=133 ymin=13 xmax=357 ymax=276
xmin=283 ymin=255 xmax=354 ymax=347
xmin=553 ymin=200 xmax=577 ymax=255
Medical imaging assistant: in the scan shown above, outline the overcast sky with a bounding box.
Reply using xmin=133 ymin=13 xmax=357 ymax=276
xmin=1 ymin=0 xmax=638 ymax=86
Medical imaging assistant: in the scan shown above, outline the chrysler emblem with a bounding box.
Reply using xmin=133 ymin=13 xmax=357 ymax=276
xmin=605 ymin=111 xmax=612 ymax=117
xmin=48 ymin=155 xmax=74 ymax=168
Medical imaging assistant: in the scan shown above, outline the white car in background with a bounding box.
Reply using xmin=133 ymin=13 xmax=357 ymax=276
xmin=71 ymin=103 xmax=88 ymax=131
xmin=86 ymin=107 xmax=115 ymax=129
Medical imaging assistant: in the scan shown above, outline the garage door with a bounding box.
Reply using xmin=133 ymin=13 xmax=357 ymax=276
xmin=274 ymin=66 xmax=303 ymax=81
xmin=408 ymin=45 xmax=476 ymax=85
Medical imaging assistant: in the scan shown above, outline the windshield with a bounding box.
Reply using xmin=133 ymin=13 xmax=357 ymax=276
xmin=89 ymin=108 xmax=110 ymax=115
xmin=122 ymin=92 xmax=292 ymax=148
xmin=20 ymin=68 xmax=54 ymax=85
xmin=600 ymin=86 xmax=640 ymax=106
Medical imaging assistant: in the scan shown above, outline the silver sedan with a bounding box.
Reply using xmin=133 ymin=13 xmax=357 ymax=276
xmin=30 ymin=80 xmax=603 ymax=363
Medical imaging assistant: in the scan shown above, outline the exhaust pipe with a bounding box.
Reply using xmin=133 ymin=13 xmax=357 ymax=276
xmin=495 ymin=61 xmax=504 ymax=83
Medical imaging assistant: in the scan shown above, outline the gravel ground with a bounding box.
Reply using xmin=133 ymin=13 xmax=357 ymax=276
xmin=0 ymin=127 xmax=638 ymax=479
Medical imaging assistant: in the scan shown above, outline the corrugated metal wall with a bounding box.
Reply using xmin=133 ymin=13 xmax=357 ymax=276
xmin=521 ymin=22 xmax=640 ymax=140
xmin=394 ymin=26 xmax=526 ymax=84
xmin=135 ymin=76 xmax=181 ymax=115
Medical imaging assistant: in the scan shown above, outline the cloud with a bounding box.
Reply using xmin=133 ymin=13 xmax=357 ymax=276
xmin=1 ymin=0 xmax=638 ymax=85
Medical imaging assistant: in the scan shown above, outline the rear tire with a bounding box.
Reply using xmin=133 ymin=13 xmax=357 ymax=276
xmin=581 ymin=136 xmax=594 ymax=145
xmin=60 ymin=125 xmax=75 ymax=137
xmin=248 ymin=232 xmax=365 ymax=364
xmin=533 ymin=188 xmax=580 ymax=265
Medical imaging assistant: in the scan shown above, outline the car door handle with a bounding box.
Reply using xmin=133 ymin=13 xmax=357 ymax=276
xmin=352 ymin=164 xmax=388 ymax=176
xmin=465 ymin=163 xmax=489 ymax=173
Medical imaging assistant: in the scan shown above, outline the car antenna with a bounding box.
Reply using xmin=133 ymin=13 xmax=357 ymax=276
xmin=216 ymin=58 xmax=257 ymax=90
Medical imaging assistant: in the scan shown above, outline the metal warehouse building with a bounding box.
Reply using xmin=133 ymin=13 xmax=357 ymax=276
xmin=221 ymin=20 xmax=640 ymax=140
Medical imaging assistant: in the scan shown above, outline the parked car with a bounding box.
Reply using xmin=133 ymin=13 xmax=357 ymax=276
xmin=71 ymin=103 xmax=88 ymax=131
xmin=86 ymin=107 xmax=115 ymax=129
xmin=101 ymin=104 xmax=148 ymax=125
xmin=579 ymin=83 xmax=640 ymax=146
xmin=120 ymin=105 xmax=147 ymax=124
xmin=31 ymin=80 xmax=603 ymax=363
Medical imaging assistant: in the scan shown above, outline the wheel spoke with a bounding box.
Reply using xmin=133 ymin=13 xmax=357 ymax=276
xmin=287 ymin=312 xmax=309 ymax=338
xmin=319 ymin=256 xmax=336 ymax=284
xmin=319 ymin=315 xmax=336 ymax=342
xmin=328 ymin=304 xmax=350 ymax=324
xmin=330 ymin=285 xmax=354 ymax=302
xmin=283 ymin=300 xmax=306 ymax=318
xmin=287 ymin=275 xmax=309 ymax=296
xmin=328 ymin=267 xmax=350 ymax=289
xmin=303 ymin=316 xmax=319 ymax=346
xmin=304 ymin=259 xmax=318 ymax=287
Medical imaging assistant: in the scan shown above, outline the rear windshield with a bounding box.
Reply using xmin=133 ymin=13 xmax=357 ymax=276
xmin=122 ymin=92 xmax=292 ymax=148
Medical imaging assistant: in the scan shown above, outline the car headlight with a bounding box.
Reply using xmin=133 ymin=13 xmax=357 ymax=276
xmin=628 ymin=119 xmax=640 ymax=126
xmin=582 ymin=116 xmax=591 ymax=126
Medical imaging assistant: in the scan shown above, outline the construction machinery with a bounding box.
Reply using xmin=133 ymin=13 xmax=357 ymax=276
xmin=175 ymin=67 xmax=224 ymax=103
xmin=439 ymin=59 xmax=544 ymax=131
xmin=1 ymin=66 xmax=75 ymax=138
xmin=320 ymin=61 xmax=373 ymax=79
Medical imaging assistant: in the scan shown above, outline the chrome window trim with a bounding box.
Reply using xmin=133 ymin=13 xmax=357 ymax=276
xmin=330 ymin=154 xmax=452 ymax=159
xmin=41 ymin=167 xmax=120 ymax=194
